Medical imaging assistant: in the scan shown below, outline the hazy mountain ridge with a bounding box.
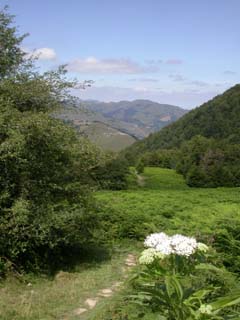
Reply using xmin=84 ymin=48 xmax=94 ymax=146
xmin=56 ymin=99 xmax=187 ymax=151
xmin=81 ymin=99 xmax=188 ymax=138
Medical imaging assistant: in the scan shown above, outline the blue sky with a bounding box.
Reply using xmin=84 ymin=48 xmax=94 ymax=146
xmin=2 ymin=0 xmax=240 ymax=108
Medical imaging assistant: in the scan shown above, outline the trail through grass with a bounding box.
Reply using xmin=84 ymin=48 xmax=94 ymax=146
xmin=97 ymin=167 xmax=240 ymax=236
xmin=0 ymin=246 xmax=139 ymax=320
xmin=2 ymin=167 xmax=240 ymax=319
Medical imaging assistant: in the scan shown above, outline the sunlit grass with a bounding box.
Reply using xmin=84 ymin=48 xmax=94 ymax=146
xmin=96 ymin=167 xmax=240 ymax=237
xmin=2 ymin=167 xmax=240 ymax=319
xmin=0 ymin=244 xmax=139 ymax=320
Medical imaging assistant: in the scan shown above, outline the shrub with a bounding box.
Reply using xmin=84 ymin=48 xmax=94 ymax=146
xmin=213 ymin=219 xmax=240 ymax=276
xmin=91 ymin=156 xmax=130 ymax=190
xmin=136 ymin=159 xmax=145 ymax=174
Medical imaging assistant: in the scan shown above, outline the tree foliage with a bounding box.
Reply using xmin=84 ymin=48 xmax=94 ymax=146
xmin=91 ymin=154 xmax=130 ymax=190
xmin=0 ymin=6 xmax=27 ymax=78
xmin=0 ymin=7 xmax=103 ymax=273
xmin=124 ymin=83 xmax=240 ymax=187
xmin=176 ymin=136 xmax=240 ymax=187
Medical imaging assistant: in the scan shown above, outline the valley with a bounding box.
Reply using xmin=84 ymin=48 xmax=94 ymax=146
xmin=1 ymin=3 xmax=240 ymax=320
xmin=56 ymin=99 xmax=187 ymax=151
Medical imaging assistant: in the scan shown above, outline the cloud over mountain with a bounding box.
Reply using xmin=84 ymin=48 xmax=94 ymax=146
xmin=67 ymin=57 xmax=160 ymax=74
xmin=166 ymin=59 xmax=183 ymax=65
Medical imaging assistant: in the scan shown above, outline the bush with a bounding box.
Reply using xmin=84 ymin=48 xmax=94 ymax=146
xmin=91 ymin=156 xmax=130 ymax=190
xmin=97 ymin=206 xmax=157 ymax=242
xmin=136 ymin=159 xmax=145 ymax=174
xmin=213 ymin=219 xmax=240 ymax=276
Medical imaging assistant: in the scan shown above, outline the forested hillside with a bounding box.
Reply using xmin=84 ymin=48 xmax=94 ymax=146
xmin=125 ymin=85 xmax=240 ymax=156
xmin=124 ymin=85 xmax=240 ymax=188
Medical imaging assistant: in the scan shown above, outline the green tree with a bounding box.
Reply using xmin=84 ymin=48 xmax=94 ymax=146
xmin=0 ymin=7 xmax=101 ymax=272
xmin=0 ymin=6 xmax=27 ymax=79
xmin=136 ymin=158 xmax=145 ymax=174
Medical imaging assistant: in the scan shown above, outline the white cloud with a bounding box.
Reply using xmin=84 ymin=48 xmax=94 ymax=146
xmin=24 ymin=47 xmax=57 ymax=61
xmin=169 ymin=74 xmax=186 ymax=82
xmin=128 ymin=78 xmax=159 ymax=83
xmin=145 ymin=59 xmax=162 ymax=65
xmin=190 ymin=80 xmax=209 ymax=87
xmin=223 ymin=70 xmax=236 ymax=75
xmin=67 ymin=57 xmax=160 ymax=74
xmin=166 ymin=59 xmax=183 ymax=65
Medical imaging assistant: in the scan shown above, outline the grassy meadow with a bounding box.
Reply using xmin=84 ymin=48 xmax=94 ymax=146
xmin=1 ymin=167 xmax=240 ymax=319
xmin=97 ymin=167 xmax=240 ymax=238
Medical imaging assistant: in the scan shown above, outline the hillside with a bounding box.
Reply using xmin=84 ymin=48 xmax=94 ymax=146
xmin=82 ymin=99 xmax=187 ymax=138
xmin=55 ymin=102 xmax=137 ymax=151
xmin=56 ymin=99 xmax=187 ymax=151
xmin=78 ymin=121 xmax=136 ymax=152
xmin=125 ymin=84 xmax=240 ymax=156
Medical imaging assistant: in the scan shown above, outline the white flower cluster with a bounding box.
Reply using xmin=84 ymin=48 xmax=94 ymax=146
xmin=144 ymin=232 xmax=205 ymax=257
xmin=197 ymin=242 xmax=209 ymax=253
xmin=139 ymin=248 xmax=165 ymax=265
xmin=199 ymin=304 xmax=213 ymax=315
xmin=144 ymin=232 xmax=172 ymax=255
xmin=171 ymin=234 xmax=198 ymax=256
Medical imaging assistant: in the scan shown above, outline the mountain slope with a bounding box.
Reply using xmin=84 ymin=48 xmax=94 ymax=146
xmin=78 ymin=122 xmax=136 ymax=152
xmin=83 ymin=99 xmax=187 ymax=138
xmin=125 ymin=84 xmax=240 ymax=155
xmin=56 ymin=99 xmax=187 ymax=151
xmin=55 ymin=103 xmax=137 ymax=151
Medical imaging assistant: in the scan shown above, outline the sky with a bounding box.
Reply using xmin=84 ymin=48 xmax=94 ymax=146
xmin=2 ymin=0 xmax=240 ymax=108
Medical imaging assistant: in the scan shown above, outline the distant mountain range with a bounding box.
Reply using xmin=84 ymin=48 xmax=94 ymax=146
xmin=125 ymin=84 xmax=240 ymax=156
xmin=56 ymin=99 xmax=187 ymax=151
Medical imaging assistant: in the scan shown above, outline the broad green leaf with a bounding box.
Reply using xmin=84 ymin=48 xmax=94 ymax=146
xmin=210 ymin=291 xmax=240 ymax=311
xmin=196 ymin=263 xmax=224 ymax=273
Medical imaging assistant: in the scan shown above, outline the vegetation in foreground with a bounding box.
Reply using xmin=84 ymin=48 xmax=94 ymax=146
xmin=1 ymin=5 xmax=240 ymax=320
xmin=1 ymin=167 xmax=240 ymax=319
xmin=0 ymin=244 xmax=139 ymax=320
xmin=0 ymin=6 xmax=130 ymax=275
xmin=91 ymin=168 xmax=240 ymax=319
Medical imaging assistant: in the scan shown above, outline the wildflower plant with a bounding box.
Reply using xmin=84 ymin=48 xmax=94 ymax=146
xmin=131 ymin=232 xmax=240 ymax=320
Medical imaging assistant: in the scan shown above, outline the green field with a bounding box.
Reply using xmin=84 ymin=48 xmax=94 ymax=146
xmin=1 ymin=167 xmax=240 ymax=319
xmin=97 ymin=167 xmax=240 ymax=238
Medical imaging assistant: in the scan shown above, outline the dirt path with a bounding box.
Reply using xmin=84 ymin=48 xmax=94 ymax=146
xmin=137 ymin=174 xmax=145 ymax=187
xmin=71 ymin=254 xmax=137 ymax=318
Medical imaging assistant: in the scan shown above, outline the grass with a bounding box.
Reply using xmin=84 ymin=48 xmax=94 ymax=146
xmin=96 ymin=167 xmax=240 ymax=237
xmin=0 ymin=244 xmax=139 ymax=320
xmin=2 ymin=167 xmax=240 ymax=319
xmin=91 ymin=167 xmax=240 ymax=319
